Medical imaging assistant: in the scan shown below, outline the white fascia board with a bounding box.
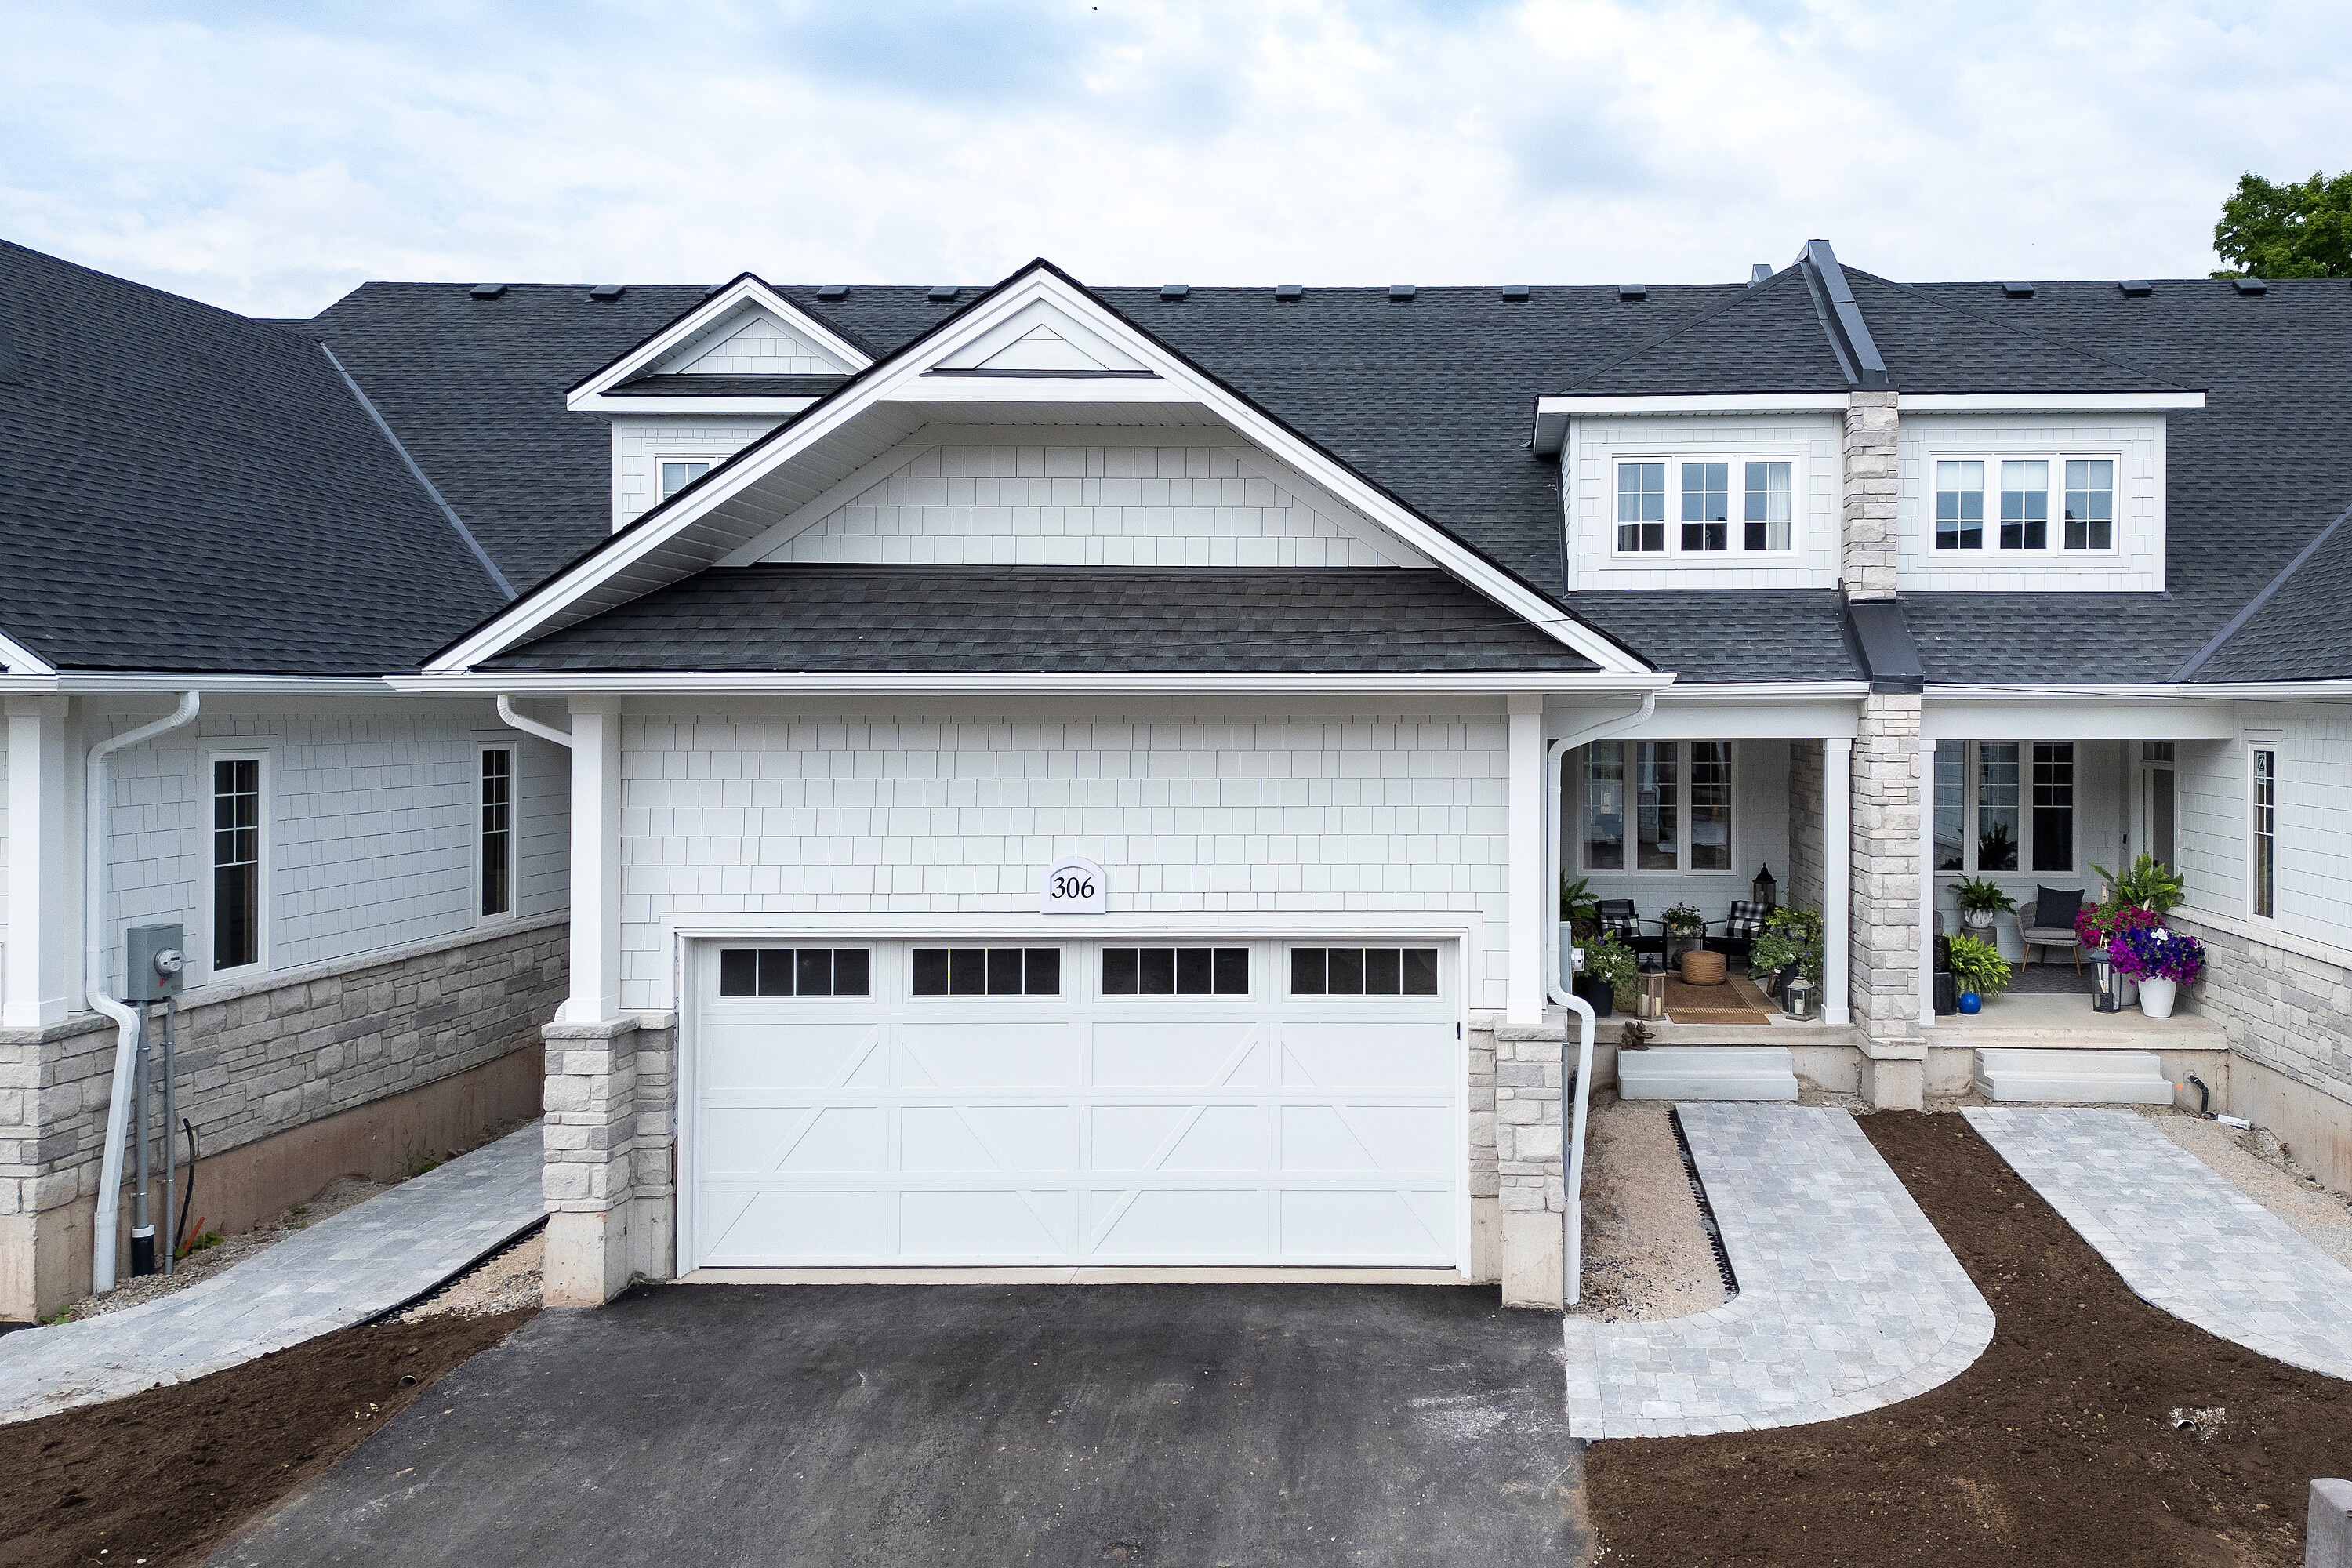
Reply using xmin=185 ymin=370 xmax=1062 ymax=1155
xmin=0 ymin=627 xmax=57 ymax=677
xmin=563 ymin=275 xmax=872 ymax=408
xmin=886 ymin=375 xmax=1194 ymax=405
xmin=394 ymin=670 xmax=1679 ymax=697
xmin=568 ymin=394 xmax=820 ymax=416
xmin=438 ymin=265 xmax=1656 ymax=679
xmin=0 ymin=671 xmax=394 ymax=694
xmin=1901 ymin=391 xmax=2205 ymax=413
xmin=1532 ymin=393 xmax=1851 ymax=454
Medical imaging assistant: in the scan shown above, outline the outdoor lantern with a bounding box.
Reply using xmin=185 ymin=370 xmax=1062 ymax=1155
xmin=1639 ymin=972 xmax=1668 ymax=1020
xmin=2089 ymin=948 xmax=2126 ymax=1013
xmin=1753 ymin=863 xmax=1777 ymax=909
xmin=1782 ymin=971 xmax=1817 ymax=1021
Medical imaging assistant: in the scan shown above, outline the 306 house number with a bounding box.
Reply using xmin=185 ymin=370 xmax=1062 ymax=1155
xmin=1039 ymin=855 xmax=1108 ymax=914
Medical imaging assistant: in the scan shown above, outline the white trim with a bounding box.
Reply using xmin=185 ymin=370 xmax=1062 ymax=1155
xmin=0 ymin=673 xmax=394 ymax=695
xmin=1605 ymin=451 xmax=1806 ymax=563
xmin=199 ymin=745 xmax=273 ymax=985
xmin=653 ymin=453 xmax=722 ymax=504
xmin=2247 ymin=741 xmax=2278 ymax=925
xmin=436 ymin=266 xmax=1655 ymax=678
xmin=1900 ymin=391 xmax=2205 ymax=412
xmin=1570 ymin=736 xmax=1739 ymax=877
xmin=565 ymin=275 xmax=872 ymax=408
xmin=474 ymin=741 xmax=517 ymax=927
xmin=0 ymin=629 xmax=56 ymax=677
xmin=579 ymin=396 xmax=821 ymax=416
xmin=397 ymin=670 xmax=1677 ymax=696
xmin=1926 ymin=449 xmax=2125 ymax=561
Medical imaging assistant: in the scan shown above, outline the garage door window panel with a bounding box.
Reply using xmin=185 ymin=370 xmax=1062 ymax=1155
xmin=912 ymin=947 xmax=1059 ymax=996
xmin=718 ymin=947 xmax=871 ymax=997
xmin=1290 ymin=948 xmax=1439 ymax=996
xmin=1103 ymin=947 xmax=1248 ymax=996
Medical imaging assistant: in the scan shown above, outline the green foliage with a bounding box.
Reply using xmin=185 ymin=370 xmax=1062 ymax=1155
xmin=1748 ymin=906 xmax=1823 ymax=982
xmin=1976 ymin=820 xmax=2015 ymax=869
xmin=2213 ymin=170 xmax=2352 ymax=278
xmin=189 ymin=1229 xmax=224 ymax=1252
xmin=1578 ymin=933 xmax=1640 ymax=1011
xmin=1945 ymin=932 xmax=2012 ymax=997
xmin=1560 ymin=873 xmax=1601 ymax=928
xmin=1953 ymin=876 xmax=2016 ymax=916
xmin=1661 ymin=902 xmax=1706 ymax=936
xmin=2091 ymin=852 xmax=2186 ymax=914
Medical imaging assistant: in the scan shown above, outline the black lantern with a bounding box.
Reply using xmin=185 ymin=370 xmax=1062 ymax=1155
xmin=1753 ymin=863 xmax=1777 ymax=909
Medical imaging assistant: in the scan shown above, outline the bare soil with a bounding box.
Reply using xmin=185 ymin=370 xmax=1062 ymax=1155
xmin=0 ymin=1308 xmax=532 ymax=1568
xmin=1584 ymin=1111 xmax=2352 ymax=1566
xmin=1570 ymin=1095 xmax=1731 ymax=1323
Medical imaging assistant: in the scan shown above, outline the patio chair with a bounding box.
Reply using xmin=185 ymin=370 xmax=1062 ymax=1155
xmin=2016 ymin=887 xmax=2086 ymax=971
xmin=1595 ymin=900 xmax=1668 ymax=971
xmin=1714 ymin=900 xmax=1772 ymax=969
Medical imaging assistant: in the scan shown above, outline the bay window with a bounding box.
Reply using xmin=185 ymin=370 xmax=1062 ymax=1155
xmin=1615 ymin=457 xmax=1795 ymax=557
xmin=1580 ymin=740 xmax=1733 ymax=873
xmin=1934 ymin=452 xmax=2118 ymax=554
xmin=1934 ymin=741 xmax=2074 ymax=873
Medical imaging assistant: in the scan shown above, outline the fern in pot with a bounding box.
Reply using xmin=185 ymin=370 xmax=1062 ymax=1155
xmin=1944 ymin=932 xmax=2011 ymax=1014
xmin=1952 ymin=875 xmax=2016 ymax=933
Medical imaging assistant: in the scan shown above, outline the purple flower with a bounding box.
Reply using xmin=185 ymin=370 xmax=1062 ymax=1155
xmin=2108 ymin=925 xmax=2205 ymax=985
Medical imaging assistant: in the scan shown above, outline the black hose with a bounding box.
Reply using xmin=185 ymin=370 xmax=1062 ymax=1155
xmin=2186 ymin=1073 xmax=2211 ymax=1117
xmin=175 ymin=1118 xmax=198 ymax=1258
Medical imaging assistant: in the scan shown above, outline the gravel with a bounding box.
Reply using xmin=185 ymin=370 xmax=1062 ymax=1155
xmin=1569 ymin=1094 xmax=1730 ymax=1323
xmin=398 ymin=1229 xmax=546 ymax=1322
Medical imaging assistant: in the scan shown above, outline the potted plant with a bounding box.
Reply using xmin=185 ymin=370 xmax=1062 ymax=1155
xmin=1952 ymin=875 xmax=2016 ymax=932
xmin=2091 ymin=852 xmax=2187 ymax=915
xmin=1573 ymin=932 xmax=1637 ymax=1018
xmin=1944 ymin=932 xmax=2011 ymax=1014
xmin=1661 ymin=902 xmax=1706 ymax=963
xmin=1748 ymin=907 xmax=1824 ymax=996
xmin=2109 ymin=924 xmax=2205 ymax=1018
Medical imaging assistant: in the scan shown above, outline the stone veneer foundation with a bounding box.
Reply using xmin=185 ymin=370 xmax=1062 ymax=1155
xmin=0 ymin=913 xmax=565 ymax=1319
xmin=2172 ymin=914 xmax=2352 ymax=1192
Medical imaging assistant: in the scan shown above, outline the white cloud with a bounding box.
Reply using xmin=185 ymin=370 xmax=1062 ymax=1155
xmin=1 ymin=0 xmax=2345 ymax=315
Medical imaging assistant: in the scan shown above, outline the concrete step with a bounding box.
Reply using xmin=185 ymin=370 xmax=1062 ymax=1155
xmin=1973 ymin=1048 xmax=2174 ymax=1105
xmin=1616 ymin=1045 xmax=1799 ymax=1102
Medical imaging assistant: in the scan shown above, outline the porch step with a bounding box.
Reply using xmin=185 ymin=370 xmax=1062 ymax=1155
xmin=1972 ymin=1048 xmax=2174 ymax=1105
xmin=1616 ymin=1045 xmax=1798 ymax=1102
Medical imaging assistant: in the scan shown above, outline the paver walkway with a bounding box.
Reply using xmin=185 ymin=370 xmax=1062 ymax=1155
xmin=0 ymin=1120 xmax=543 ymax=1425
xmin=1967 ymin=1106 xmax=2352 ymax=1381
xmin=1563 ymin=1104 xmax=1994 ymax=1439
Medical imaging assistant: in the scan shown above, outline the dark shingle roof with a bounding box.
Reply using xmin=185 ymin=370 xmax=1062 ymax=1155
xmin=1553 ymin=268 xmax=1851 ymax=396
xmin=485 ymin=566 xmax=1600 ymax=674
xmin=0 ymin=241 xmax=508 ymax=673
xmin=2187 ymin=504 xmax=2352 ymax=682
xmin=1558 ymin=592 xmax=1863 ymax=684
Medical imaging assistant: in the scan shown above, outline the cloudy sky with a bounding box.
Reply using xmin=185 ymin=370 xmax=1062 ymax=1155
xmin=3 ymin=1 xmax=2344 ymax=318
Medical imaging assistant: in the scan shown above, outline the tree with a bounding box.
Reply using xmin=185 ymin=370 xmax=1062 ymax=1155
xmin=2212 ymin=170 xmax=2352 ymax=278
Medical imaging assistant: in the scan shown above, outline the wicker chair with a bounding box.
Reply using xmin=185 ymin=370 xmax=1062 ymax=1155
xmin=2016 ymin=892 xmax=2085 ymax=971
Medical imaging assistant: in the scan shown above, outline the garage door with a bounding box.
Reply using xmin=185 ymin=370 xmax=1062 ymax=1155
xmin=688 ymin=937 xmax=1461 ymax=1270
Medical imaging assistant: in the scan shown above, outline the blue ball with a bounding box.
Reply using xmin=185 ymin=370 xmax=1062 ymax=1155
xmin=1957 ymin=991 xmax=1983 ymax=1014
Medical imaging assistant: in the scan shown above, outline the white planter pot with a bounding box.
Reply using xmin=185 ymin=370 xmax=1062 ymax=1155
xmin=1961 ymin=910 xmax=1996 ymax=931
xmin=2139 ymin=976 xmax=2178 ymax=1018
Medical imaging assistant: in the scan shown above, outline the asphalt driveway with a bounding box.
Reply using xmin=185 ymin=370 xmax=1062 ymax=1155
xmin=209 ymin=1283 xmax=1584 ymax=1567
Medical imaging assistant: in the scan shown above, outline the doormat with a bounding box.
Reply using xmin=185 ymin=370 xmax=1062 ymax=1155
xmin=1661 ymin=971 xmax=1778 ymax=1025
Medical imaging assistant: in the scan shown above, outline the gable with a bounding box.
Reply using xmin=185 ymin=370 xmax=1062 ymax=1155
xmin=673 ymin=307 xmax=855 ymax=376
xmin=738 ymin=430 xmax=1435 ymax=569
xmin=930 ymin=299 xmax=1149 ymax=374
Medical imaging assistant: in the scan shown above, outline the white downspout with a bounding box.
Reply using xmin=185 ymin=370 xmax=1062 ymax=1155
xmin=89 ymin=691 xmax=201 ymax=1293
xmin=496 ymin=694 xmax=573 ymax=751
xmin=1544 ymin=691 xmax=1659 ymax=1005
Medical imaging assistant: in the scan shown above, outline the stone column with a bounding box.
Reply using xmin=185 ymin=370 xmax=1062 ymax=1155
xmin=542 ymin=1013 xmax=638 ymax=1305
xmin=1842 ymin=391 xmax=1900 ymax=599
xmin=1492 ymin=1022 xmax=1565 ymax=1308
xmin=1787 ymin=740 xmax=1826 ymax=915
xmin=1852 ymin=692 xmax=1925 ymax=1109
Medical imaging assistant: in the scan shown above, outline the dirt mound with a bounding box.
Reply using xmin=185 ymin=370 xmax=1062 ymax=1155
xmin=1584 ymin=1111 xmax=2351 ymax=1566
xmin=0 ymin=1308 xmax=532 ymax=1568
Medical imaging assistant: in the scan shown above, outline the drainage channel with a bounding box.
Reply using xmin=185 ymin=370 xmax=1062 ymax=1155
xmin=1667 ymin=1105 xmax=1740 ymax=1298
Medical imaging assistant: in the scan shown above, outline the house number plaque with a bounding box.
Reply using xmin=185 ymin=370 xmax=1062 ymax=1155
xmin=1039 ymin=856 xmax=1107 ymax=915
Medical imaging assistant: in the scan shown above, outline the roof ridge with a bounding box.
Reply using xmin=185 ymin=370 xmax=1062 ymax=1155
xmin=1844 ymin=268 xmax=2195 ymax=392
xmin=0 ymin=236 xmax=272 ymax=333
xmin=1552 ymin=266 xmax=1816 ymax=393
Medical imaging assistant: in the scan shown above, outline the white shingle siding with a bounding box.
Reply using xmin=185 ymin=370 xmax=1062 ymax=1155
xmin=612 ymin=415 xmax=786 ymax=528
xmin=615 ymin=704 xmax=1512 ymax=1012
xmin=1563 ymin=414 xmax=1842 ymax=590
xmin=83 ymin=704 xmax=568 ymax=992
xmin=2175 ymin=702 xmax=2352 ymax=938
xmin=677 ymin=310 xmax=851 ymax=376
xmin=755 ymin=441 xmax=1424 ymax=568
xmin=1896 ymin=414 xmax=2166 ymax=591
xmin=2174 ymin=736 xmax=2246 ymax=918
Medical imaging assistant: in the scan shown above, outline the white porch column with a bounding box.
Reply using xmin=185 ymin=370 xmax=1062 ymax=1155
xmin=1505 ymin=695 xmax=1547 ymax=1029
xmin=1918 ymin=734 xmax=1939 ymax=1029
xmin=1821 ymin=736 xmax=1853 ymax=1025
xmin=4 ymin=697 xmax=73 ymax=1029
xmin=561 ymin=696 xmax=624 ymax=1025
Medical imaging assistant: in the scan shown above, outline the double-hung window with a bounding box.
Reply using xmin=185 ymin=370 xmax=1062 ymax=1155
xmin=1933 ymin=741 xmax=2074 ymax=873
xmin=479 ymin=746 xmax=513 ymax=920
xmin=1934 ymin=454 xmax=2116 ymax=554
xmin=1580 ymin=740 xmax=1733 ymax=873
xmin=211 ymin=755 xmax=264 ymax=973
xmin=1615 ymin=457 xmax=1795 ymax=557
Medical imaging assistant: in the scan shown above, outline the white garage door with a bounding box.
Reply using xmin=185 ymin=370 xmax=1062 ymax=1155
xmin=687 ymin=937 xmax=1461 ymax=1270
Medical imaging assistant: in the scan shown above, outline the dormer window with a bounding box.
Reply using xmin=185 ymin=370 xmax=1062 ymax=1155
xmin=659 ymin=458 xmax=713 ymax=499
xmin=1935 ymin=452 xmax=2117 ymax=553
xmin=1615 ymin=457 xmax=1797 ymax=557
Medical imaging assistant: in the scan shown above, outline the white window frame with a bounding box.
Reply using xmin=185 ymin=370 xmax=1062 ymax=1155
xmin=1928 ymin=450 xmax=2122 ymax=557
xmin=655 ymin=453 xmax=720 ymax=501
xmin=1577 ymin=739 xmax=1737 ymax=876
xmin=2248 ymin=743 xmax=2278 ymax=924
xmin=475 ymin=742 xmax=517 ymax=927
xmin=1609 ymin=453 xmax=1804 ymax=561
xmin=1933 ymin=740 xmax=2080 ymax=877
xmin=201 ymin=746 xmax=271 ymax=982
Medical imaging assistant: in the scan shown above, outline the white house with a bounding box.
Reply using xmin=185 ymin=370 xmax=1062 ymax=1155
xmin=6 ymin=238 xmax=2347 ymax=1320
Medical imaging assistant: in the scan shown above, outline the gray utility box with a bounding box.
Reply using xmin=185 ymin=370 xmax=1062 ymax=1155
xmin=124 ymin=923 xmax=186 ymax=1002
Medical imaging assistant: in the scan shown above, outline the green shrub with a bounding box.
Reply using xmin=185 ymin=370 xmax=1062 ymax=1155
xmin=1578 ymin=933 xmax=1640 ymax=1011
xmin=1953 ymin=876 xmax=2016 ymax=916
xmin=1945 ymin=932 xmax=2012 ymax=997
xmin=1748 ymin=906 xmax=1823 ymax=982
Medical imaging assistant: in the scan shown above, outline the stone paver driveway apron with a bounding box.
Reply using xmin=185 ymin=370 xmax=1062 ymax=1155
xmin=1966 ymin=1105 xmax=2352 ymax=1381
xmin=0 ymin=1121 xmax=543 ymax=1424
xmin=209 ymin=1283 xmax=1584 ymax=1568
xmin=1563 ymin=1104 xmax=1994 ymax=1439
